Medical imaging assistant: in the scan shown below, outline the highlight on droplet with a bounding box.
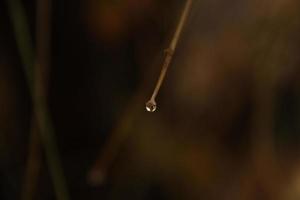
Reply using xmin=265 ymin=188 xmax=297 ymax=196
xmin=145 ymin=100 xmax=157 ymax=112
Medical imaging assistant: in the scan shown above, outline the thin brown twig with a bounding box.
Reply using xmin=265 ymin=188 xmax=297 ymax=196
xmin=146 ymin=0 xmax=193 ymax=112
xmin=88 ymin=0 xmax=193 ymax=185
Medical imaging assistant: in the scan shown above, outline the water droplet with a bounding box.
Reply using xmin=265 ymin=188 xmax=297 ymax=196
xmin=145 ymin=101 xmax=157 ymax=112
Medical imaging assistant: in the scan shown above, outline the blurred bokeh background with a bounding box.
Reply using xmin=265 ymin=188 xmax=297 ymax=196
xmin=1 ymin=0 xmax=300 ymax=199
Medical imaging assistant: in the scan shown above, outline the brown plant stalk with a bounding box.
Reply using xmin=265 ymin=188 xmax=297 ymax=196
xmin=88 ymin=0 xmax=193 ymax=185
xmin=146 ymin=0 xmax=193 ymax=112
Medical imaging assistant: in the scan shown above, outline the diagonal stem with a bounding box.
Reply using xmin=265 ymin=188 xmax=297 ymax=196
xmin=147 ymin=0 xmax=193 ymax=109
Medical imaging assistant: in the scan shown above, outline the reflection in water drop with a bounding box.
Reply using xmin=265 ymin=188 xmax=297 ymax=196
xmin=145 ymin=101 xmax=157 ymax=112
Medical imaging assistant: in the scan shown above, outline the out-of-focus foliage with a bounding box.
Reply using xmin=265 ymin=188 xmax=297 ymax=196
xmin=1 ymin=0 xmax=300 ymax=199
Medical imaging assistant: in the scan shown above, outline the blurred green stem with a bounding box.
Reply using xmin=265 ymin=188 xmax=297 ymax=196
xmin=6 ymin=0 xmax=69 ymax=200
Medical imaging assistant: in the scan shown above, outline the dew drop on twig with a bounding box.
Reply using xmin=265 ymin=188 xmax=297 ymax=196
xmin=145 ymin=100 xmax=157 ymax=112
